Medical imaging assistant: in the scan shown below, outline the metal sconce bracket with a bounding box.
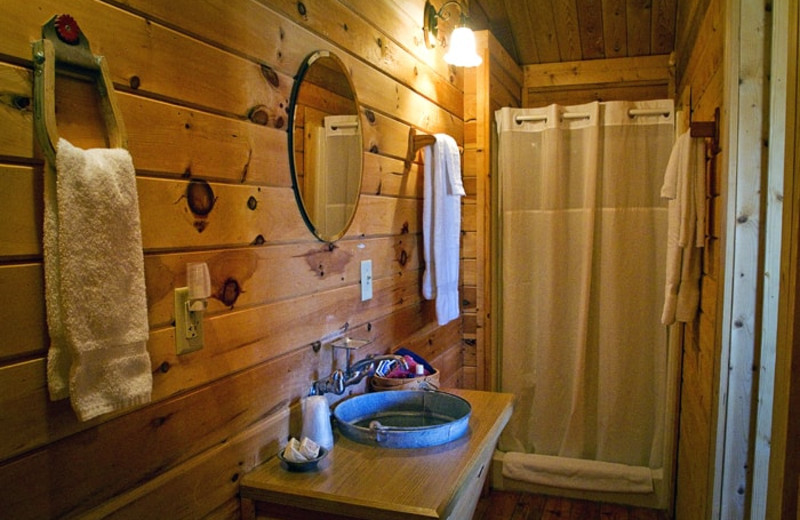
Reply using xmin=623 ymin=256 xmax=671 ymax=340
xmin=423 ymin=0 xmax=466 ymax=49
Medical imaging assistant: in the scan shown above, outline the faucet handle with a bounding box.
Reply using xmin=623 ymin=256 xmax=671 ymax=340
xmin=331 ymin=369 xmax=345 ymax=394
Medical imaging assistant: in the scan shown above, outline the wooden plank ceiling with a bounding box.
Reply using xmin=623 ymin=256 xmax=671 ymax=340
xmin=468 ymin=0 xmax=677 ymax=65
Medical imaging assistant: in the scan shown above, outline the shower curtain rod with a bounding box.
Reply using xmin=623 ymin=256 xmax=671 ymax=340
xmin=514 ymin=113 xmax=587 ymax=123
xmin=514 ymin=108 xmax=672 ymax=124
xmin=329 ymin=121 xmax=359 ymax=130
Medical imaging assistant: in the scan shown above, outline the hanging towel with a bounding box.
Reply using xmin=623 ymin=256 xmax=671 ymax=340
xmin=44 ymin=138 xmax=152 ymax=421
xmin=661 ymin=130 xmax=706 ymax=325
xmin=422 ymin=134 xmax=465 ymax=325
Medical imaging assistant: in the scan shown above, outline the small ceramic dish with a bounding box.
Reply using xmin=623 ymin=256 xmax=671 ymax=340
xmin=277 ymin=445 xmax=329 ymax=472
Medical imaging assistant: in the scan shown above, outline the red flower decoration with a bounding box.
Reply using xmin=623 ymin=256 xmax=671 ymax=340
xmin=54 ymin=14 xmax=81 ymax=45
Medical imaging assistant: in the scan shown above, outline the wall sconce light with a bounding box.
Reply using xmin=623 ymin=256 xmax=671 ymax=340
xmin=174 ymin=262 xmax=211 ymax=354
xmin=423 ymin=0 xmax=482 ymax=67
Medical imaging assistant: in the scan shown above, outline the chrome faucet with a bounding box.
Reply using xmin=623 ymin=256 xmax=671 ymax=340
xmin=309 ymin=354 xmax=409 ymax=396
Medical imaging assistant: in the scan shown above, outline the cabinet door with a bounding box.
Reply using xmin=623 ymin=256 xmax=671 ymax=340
xmin=445 ymin=459 xmax=489 ymax=520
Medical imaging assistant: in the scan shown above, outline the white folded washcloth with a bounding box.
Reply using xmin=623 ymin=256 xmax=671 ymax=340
xmin=282 ymin=438 xmax=307 ymax=462
xmin=422 ymin=134 xmax=465 ymax=326
xmin=282 ymin=437 xmax=321 ymax=462
xmin=44 ymin=138 xmax=152 ymax=421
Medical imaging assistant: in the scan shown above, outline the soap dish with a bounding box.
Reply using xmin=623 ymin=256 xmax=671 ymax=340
xmin=277 ymin=446 xmax=329 ymax=472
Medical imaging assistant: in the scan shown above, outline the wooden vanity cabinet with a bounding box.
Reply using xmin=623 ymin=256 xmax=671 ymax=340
xmin=240 ymin=389 xmax=514 ymax=520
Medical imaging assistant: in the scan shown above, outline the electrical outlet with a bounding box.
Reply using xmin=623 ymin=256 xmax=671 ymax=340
xmin=361 ymin=260 xmax=373 ymax=301
xmin=174 ymin=287 xmax=204 ymax=355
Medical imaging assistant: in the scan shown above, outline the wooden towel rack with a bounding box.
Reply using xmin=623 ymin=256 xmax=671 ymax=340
xmin=406 ymin=127 xmax=436 ymax=165
xmin=406 ymin=127 xmax=465 ymax=166
xmin=32 ymin=14 xmax=127 ymax=164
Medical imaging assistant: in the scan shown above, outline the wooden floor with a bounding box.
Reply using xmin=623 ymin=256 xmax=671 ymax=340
xmin=473 ymin=490 xmax=671 ymax=520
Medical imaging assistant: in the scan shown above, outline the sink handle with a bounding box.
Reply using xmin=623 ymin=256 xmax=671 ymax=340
xmin=368 ymin=420 xmax=388 ymax=444
xmin=419 ymin=380 xmax=439 ymax=391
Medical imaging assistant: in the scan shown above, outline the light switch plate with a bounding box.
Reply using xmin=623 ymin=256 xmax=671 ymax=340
xmin=361 ymin=260 xmax=373 ymax=301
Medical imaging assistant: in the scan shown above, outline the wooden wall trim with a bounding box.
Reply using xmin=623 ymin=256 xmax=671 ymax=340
xmin=522 ymin=55 xmax=673 ymax=107
xmin=671 ymin=0 xmax=726 ymax=516
xmin=462 ymin=31 xmax=522 ymax=392
xmin=756 ymin=0 xmax=795 ymax=517
xmin=713 ymin=0 xmax=770 ymax=517
xmin=767 ymin=0 xmax=800 ymax=517
xmin=523 ymin=54 xmax=673 ymax=88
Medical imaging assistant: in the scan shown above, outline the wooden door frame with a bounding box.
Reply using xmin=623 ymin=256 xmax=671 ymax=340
xmin=712 ymin=0 xmax=770 ymax=517
xmin=764 ymin=0 xmax=800 ymax=517
xmin=714 ymin=0 xmax=800 ymax=517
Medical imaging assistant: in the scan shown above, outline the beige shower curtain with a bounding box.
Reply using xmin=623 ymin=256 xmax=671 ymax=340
xmin=496 ymin=101 xmax=674 ymax=470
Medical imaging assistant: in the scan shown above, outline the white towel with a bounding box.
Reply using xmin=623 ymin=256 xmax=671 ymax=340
xmin=661 ymin=130 xmax=706 ymax=325
xmin=501 ymin=452 xmax=654 ymax=494
xmin=422 ymin=134 xmax=465 ymax=325
xmin=44 ymin=138 xmax=152 ymax=421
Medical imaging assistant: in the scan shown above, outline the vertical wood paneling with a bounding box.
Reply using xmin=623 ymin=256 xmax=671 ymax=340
xmin=627 ymin=0 xmax=653 ymax=56
xmin=672 ymin=0 xmax=726 ymax=517
xmin=753 ymin=0 xmax=791 ymax=517
xmin=602 ymin=0 xmax=629 ymax=58
xmin=551 ymin=0 xmax=583 ymax=62
xmin=715 ymin=0 xmax=769 ymax=516
xmin=652 ymin=0 xmax=677 ymax=54
xmin=576 ymin=0 xmax=606 ymax=59
xmin=471 ymin=0 xmax=676 ymax=66
xmin=502 ymin=0 xmax=539 ymax=64
xmin=769 ymin=3 xmax=800 ymax=517
xmin=0 ymin=1 xmax=465 ymax=518
xmin=526 ymin=1 xmax=560 ymax=63
xmin=463 ymin=32 xmax=522 ymax=391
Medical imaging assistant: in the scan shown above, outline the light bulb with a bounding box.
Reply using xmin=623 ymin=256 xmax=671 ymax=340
xmin=444 ymin=27 xmax=482 ymax=67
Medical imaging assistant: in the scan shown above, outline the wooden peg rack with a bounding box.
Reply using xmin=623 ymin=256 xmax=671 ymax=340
xmin=689 ymin=107 xmax=720 ymax=155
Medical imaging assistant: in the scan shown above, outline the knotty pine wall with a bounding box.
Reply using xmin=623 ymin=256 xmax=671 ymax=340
xmin=0 ymin=1 xmax=470 ymax=518
xmin=673 ymin=0 xmax=726 ymax=517
xmin=522 ymin=54 xmax=674 ymax=108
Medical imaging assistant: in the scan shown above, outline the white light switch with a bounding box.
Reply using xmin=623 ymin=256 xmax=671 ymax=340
xmin=361 ymin=260 xmax=373 ymax=301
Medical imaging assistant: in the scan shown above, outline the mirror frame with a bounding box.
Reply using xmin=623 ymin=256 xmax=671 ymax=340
xmin=288 ymin=50 xmax=364 ymax=243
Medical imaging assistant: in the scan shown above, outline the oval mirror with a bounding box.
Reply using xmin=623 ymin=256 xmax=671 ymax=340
xmin=289 ymin=50 xmax=363 ymax=242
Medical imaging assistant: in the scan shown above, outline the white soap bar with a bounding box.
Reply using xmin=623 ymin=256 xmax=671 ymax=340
xmin=299 ymin=436 xmax=320 ymax=459
xmin=282 ymin=438 xmax=307 ymax=462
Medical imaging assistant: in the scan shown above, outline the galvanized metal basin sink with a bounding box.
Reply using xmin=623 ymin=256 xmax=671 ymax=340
xmin=332 ymin=390 xmax=471 ymax=448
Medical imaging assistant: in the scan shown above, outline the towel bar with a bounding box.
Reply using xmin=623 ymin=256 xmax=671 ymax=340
xmin=408 ymin=127 xmax=435 ymax=162
xmin=32 ymin=14 xmax=127 ymax=164
xmin=406 ymin=127 xmax=463 ymax=168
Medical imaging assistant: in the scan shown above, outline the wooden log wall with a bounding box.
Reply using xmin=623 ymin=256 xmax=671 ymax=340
xmin=522 ymin=54 xmax=674 ymax=108
xmin=462 ymin=31 xmax=522 ymax=391
xmin=672 ymin=0 xmax=726 ymax=517
xmin=0 ymin=1 xmax=468 ymax=518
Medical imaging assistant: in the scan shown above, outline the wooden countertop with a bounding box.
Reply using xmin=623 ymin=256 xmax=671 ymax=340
xmin=240 ymin=389 xmax=514 ymax=520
